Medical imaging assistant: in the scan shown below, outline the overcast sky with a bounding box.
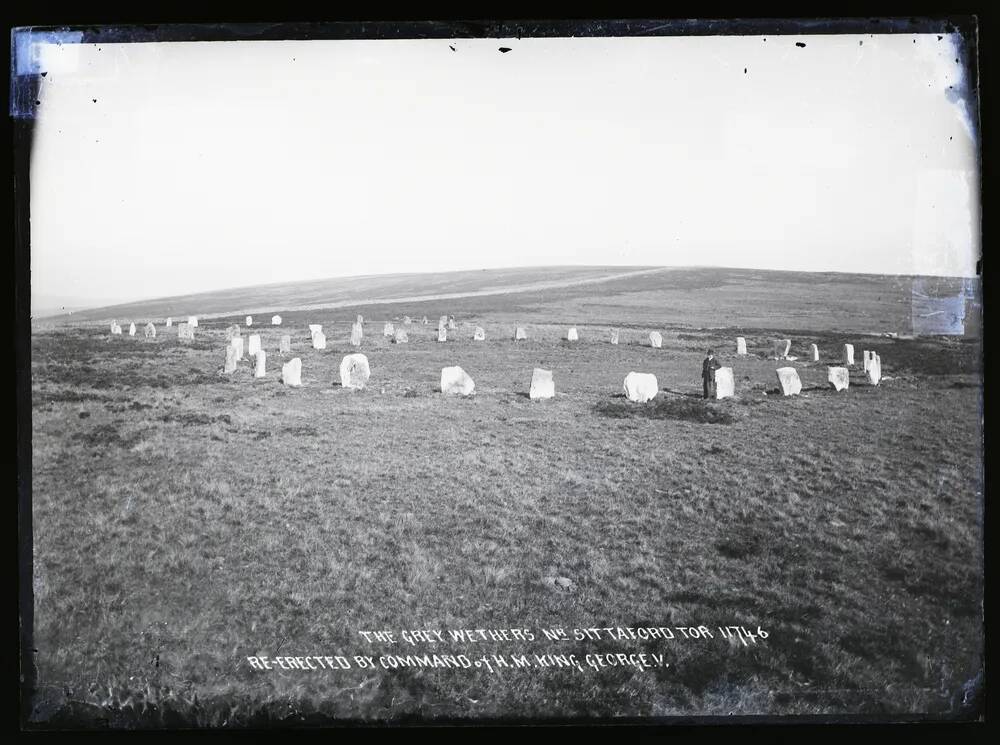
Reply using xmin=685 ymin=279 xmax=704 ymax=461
xmin=28 ymin=33 xmax=979 ymax=308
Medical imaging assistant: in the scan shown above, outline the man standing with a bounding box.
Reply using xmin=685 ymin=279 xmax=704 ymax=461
xmin=702 ymin=349 xmax=721 ymax=399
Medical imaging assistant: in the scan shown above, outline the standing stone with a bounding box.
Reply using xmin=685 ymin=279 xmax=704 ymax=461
xmin=248 ymin=334 xmax=261 ymax=356
xmin=383 ymin=322 xmax=395 ymax=337
xmin=281 ymin=357 xmax=302 ymax=387
xmin=863 ymin=350 xmax=874 ymax=373
xmin=843 ymin=344 xmax=855 ymax=365
xmin=736 ymin=337 xmax=747 ymax=355
xmin=271 ymin=315 xmax=282 ymax=325
xmin=166 ymin=317 xmax=172 ymax=327
xmin=610 ymin=329 xmax=619 ymax=345
xmin=567 ymin=327 xmax=579 ymax=341
xmin=111 ymin=324 xmax=122 ymax=335
xmin=529 ymin=368 xmax=554 ymax=400
xmin=340 ymin=353 xmax=371 ymax=389
xmin=144 ymin=322 xmax=156 ymax=339
xmin=231 ymin=335 xmax=244 ymax=360
xmin=441 ymin=366 xmax=475 ymax=395
xmin=773 ymin=339 xmax=791 ymax=359
xmin=254 ymin=350 xmax=266 ymax=378
xmin=649 ymin=331 xmax=662 ymax=349
xmin=811 ymin=344 xmax=820 ymax=362
xmin=279 ymin=335 xmax=291 ymax=355
xmin=515 ymin=327 xmax=527 ymax=341
xmin=357 ymin=314 xmax=364 ymax=325
xmin=447 ymin=317 xmax=456 ymax=330
xmin=867 ymin=354 xmax=882 ymax=385
xmin=403 ymin=316 xmax=411 ymax=325
xmin=309 ymin=324 xmax=322 ymax=334
xmin=246 ymin=316 xmax=253 ymax=327
xmin=128 ymin=323 xmax=136 ymax=336
xmin=393 ymin=328 xmax=408 ymax=344
xmin=312 ymin=331 xmax=326 ymax=350
xmin=714 ymin=367 xmax=735 ymax=399
xmin=188 ymin=316 xmax=198 ymax=327
xmin=438 ymin=327 xmax=448 ymax=343
xmin=473 ymin=326 xmax=486 ymax=341
xmin=350 ymin=322 xmax=363 ymax=346
xmin=623 ymin=372 xmax=658 ymax=403
xmin=224 ymin=344 xmax=238 ymax=374
xmin=439 ymin=316 xmax=448 ymax=331
xmin=776 ymin=367 xmax=802 ymax=396
xmin=177 ymin=322 xmax=193 ymax=340
xmin=828 ymin=366 xmax=850 ymax=391
xmin=422 ymin=316 xmax=428 ymax=325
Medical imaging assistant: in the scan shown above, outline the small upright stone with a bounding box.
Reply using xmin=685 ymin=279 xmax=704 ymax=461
xmin=281 ymin=357 xmax=302 ymax=387
xmin=843 ymin=344 xmax=855 ymax=365
xmin=438 ymin=327 xmax=447 ymax=343
xmin=736 ymin=337 xmax=747 ymax=355
xmin=515 ymin=327 xmax=527 ymax=341
xmin=178 ymin=322 xmax=193 ymax=340
xmin=393 ymin=328 xmax=408 ymax=344
xmin=340 ymin=353 xmax=371 ymax=390
xmin=811 ymin=344 xmax=820 ymax=362
xmin=649 ymin=331 xmax=662 ymax=348
xmin=867 ymin=354 xmax=882 ymax=386
xmin=312 ymin=331 xmax=326 ymax=350
xmin=623 ymin=372 xmax=658 ymax=402
xmin=422 ymin=316 xmax=428 ymax=325
xmin=447 ymin=317 xmax=456 ymax=330
xmin=165 ymin=317 xmax=172 ymax=327
xmin=254 ymin=350 xmax=266 ymax=378
xmin=231 ymin=335 xmax=244 ymax=360
xmin=441 ymin=366 xmax=475 ymax=395
xmin=566 ymin=327 xmax=579 ymax=341
xmin=246 ymin=316 xmax=253 ymax=327
xmin=863 ymin=350 xmax=874 ymax=373
xmin=529 ymin=368 xmax=554 ymax=400
xmin=776 ymin=367 xmax=802 ymax=396
xmin=128 ymin=323 xmax=136 ymax=336
xmin=383 ymin=322 xmax=395 ymax=337
xmin=309 ymin=325 xmax=322 ymax=336
xmin=473 ymin=327 xmax=486 ymax=341
xmin=279 ymin=335 xmax=291 ymax=355
xmin=714 ymin=367 xmax=735 ymax=399
xmin=350 ymin=322 xmax=363 ymax=346
xmin=271 ymin=315 xmax=282 ymax=325
xmin=610 ymin=329 xmax=619 ymax=345
xmin=248 ymin=334 xmax=261 ymax=356
xmin=188 ymin=316 xmax=198 ymax=328
xmin=224 ymin=344 xmax=237 ymax=374
xmin=828 ymin=366 xmax=850 ymax=391
xmin=111 ymin=323 xmax=122 ymax=335
xmin=144 ymin=322 xmax=156 ymax=339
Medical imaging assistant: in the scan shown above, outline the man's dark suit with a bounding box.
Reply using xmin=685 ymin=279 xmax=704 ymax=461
xmin=702 ymin=356 xmax=721 ymax=399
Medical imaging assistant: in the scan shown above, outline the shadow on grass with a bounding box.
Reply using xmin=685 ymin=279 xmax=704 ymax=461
xmin=593 ymin=396 xmax=734 ymax=424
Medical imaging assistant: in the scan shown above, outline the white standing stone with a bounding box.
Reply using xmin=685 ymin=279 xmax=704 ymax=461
xmin=828 ymin=366 xmax=850 ymax=391
xmin=515 ymin=327 xmax=527 ymax=341
xmin=714 ymin=367 xmax=735 ymax=399
xmin=340 ymin=353 xmax=371 ymax=389
xmin=128 ymin=322 xmax=136 ymax=336
xmin=776 ymin=367 xmax=802 ymax=396
xmin=736 ymin=337 xmax=747 ymax=355
xmin=248 ymin=334 xmax=261 ymax=356
xmin=447 ymin=317 xmax=456 ymax=330
xmin=144 ymin=322 xmax=156 ymax=339
xmin=610 ymin=329 xmax=619 ymax=345
xmin=224 ymin=344 xmax=238 ymax=374
xmin=254 ymin=350 xmax=266 ymax=378
xmin=383 ymin=322 xmax=395 ymax=337
xmin=166 ymin=317 xmax=172 ymax=327
xmin=566 ymin=327 xmax=579 ymax=341
xmin=649 ymin=331 xmax=662 ymax=349
xmin=867 ymin=354 xmax=882 ymax=385
xmin=111 ymin=324 xmax=122 ymax=335
xmin=279 ymin=335 xmax=291 ymax=354
xmin=188 ymin=316 xmax=198 ymax=327
xmin=246 ymin=316 xmax=253 ymax=327
xmin=231 ymin=336 xmax=244 ymax=360
xmin=773 ymin=339 xmax=791 ymax=359
xmin=438 ymin=327 xmax=447 ymax=342
xmin=811 ymin=344 xmax=820 ymax=362
xmin=350 ymin=322 xmax=363 ymax=346
xmin=843 ymin=344 xmax=855 ymax=365
xmin=177 ymin=322 xmax=193 ymax=340
xmin=863 ymin=350 xmax=873 ymax=373
xmin=309 ymin=324 xmax=322 ymax=334
xmin=529 ymin=368 xmax=555 ymax=400
xmin=473 ymin=327 xmax=485 ymax=341
xmin=271 ymin=315 xmax=282 ymax=326
xmin=422 ymin=316 xmax=428 ymax=325
xmin=623 ymin=372 xmax=658 ymax=403
xmin=393 ymin=328 xmax=408 ymax=344
xmin=281 ymin=357 xmax=302 ymax=387
xmin=312 ymin=331 xmax=326 ymax=350
xmin=441 ymin=366 xmax=475 ymax=395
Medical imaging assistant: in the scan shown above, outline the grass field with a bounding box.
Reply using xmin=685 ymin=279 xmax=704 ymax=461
xmin=28 ymin=267 xmax=984 ymax=726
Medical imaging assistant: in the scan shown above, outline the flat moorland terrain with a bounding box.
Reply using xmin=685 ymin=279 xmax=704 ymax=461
xmin=28 ymin=268 xmax=983 ymax=726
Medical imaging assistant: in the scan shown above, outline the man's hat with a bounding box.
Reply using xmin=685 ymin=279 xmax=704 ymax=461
xmin=707 ymin=349 xmax=714 ymax=355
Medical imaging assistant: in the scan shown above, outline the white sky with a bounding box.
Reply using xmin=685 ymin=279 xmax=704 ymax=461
xmin=29 ymin=34 xmax=980 ymax=306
